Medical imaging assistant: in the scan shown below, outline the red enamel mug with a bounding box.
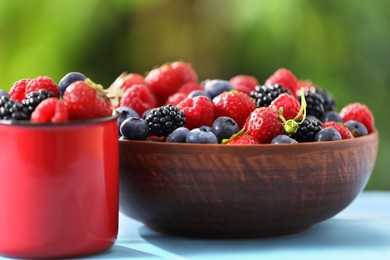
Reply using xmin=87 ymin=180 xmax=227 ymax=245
xmin=0 ymin=116 xmax=118 ymax=258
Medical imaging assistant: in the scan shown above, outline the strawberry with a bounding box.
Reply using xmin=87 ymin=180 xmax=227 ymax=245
xmin=339 ymin=103 xmax=375 ymax=133
xmin=119 ymin=84 xmax=157 ymax=116
xmin=63 ymin=79 xmax=113 ymax=120
xmin=270 ymin=93 xmax=300 ymax=120
xmin=230 ymin=75 xmax=259 ymax=95
xmin=30 ymin=98 xmax=68 ymax=123
xmin=165 ymin=92 xmax=187 ymax=106
xmin=265 ymin=68 xmax=300 ymax=96
xmin=213 ymin=91 xmax=256 ymax=128
xmin=178 ymin=82 xmax=204 ymax=95
xmin=244 ymin=106 xmax=284 ymax=143
xmin=322 ymin=122 xmax=354 ymax=139
xmin=145 ymin=61 xmax=198 ymax=105
xmin=226 ymin=133 xmax=260 ymax=145
xmin=176 ymin=95 xmax=214 ymax=130
xmin=25 ymin=76 xmax=60 ymax=98
xmin=9 ymin=79 xmax=31 ymax=102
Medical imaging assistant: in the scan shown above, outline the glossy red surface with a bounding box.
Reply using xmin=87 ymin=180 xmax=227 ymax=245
xmin=0 ymin=117 xmax=119 ymax=258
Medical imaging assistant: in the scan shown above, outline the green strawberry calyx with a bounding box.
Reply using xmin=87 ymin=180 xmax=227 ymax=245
xmin=278 ymin=87 xmax=307 ymax=135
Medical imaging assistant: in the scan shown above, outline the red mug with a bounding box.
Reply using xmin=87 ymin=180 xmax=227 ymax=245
xmin=0 ymin=116 xmax=118 ymax=258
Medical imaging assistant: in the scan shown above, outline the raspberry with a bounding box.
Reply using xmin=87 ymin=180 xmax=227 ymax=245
xmin=322 ymin=122 xmax=354 ymax=139
xmin=30 ymin=98 xmax=68 ymax=123
xmin=22 ymin=89 xmax=56 ymax=116
xmin=120 ymin=73 xmax=146 ymax=92
xmin=119 ymin=84 xmax=157 ymax=116
xmin=145 ymin=105 xmax=186 ymax=137
xmin=270 ymin=93 xmax=300 ymax=120
xmin=178 ymin=82 xmax=204 ymax=95
xmin=25 ymin=76 xmax=60 ymax=98
xmin=250 ymin=84 xmax=290 ymax=108
xmin=339 ymin=103 xmax=375 ymax=133
xmin=165 ymin=93 xmax=187 ymax=106
xmin=177 ymin=96 xmax=214 ymax=130
xmin=9 ymin=79 xmax=31 ymax=102
xmin=213 ymin=91 xmax=256 ymax=128
xmin=0 ymin=95 xmax=29 ymax=120
xmin=230 ymin=75 xmax=259 ymax=95
xmin=145 ymin=61 xmax=198 ymax=105
xmin=265 ymin=68 xmax=300 ymax=95
xmin=244 ymin=107 xmax=284 ymax=144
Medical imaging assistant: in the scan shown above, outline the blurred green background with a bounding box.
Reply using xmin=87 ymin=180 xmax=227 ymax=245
xmin=0 ymin=0 xmax=388 ymax=189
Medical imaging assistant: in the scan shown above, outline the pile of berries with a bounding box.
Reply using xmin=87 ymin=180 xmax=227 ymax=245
xmin=0 ymin=73 xmax=113 ymax=123
xmin=114 ymin=62 xmax=375 ymax=144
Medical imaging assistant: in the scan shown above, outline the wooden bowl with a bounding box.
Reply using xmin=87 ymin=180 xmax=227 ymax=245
xmin=119 ymin=131 xmax=378 ymax=238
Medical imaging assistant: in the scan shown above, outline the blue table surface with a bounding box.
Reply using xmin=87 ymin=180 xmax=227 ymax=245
xmin=2 ymin=191 xmax=390 ymax=259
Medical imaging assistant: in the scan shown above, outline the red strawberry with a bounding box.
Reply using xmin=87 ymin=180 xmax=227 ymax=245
xmin=63 ymin=79 xmax=113 ymax=120
xmin=226 ymin=133 xmax=260 ymax=145
xmin=119 ymin=84 xmax=157 ymax=116
xmin=9 ymin=79 xmax=31 ymax=102
xmin=176 ymin=96 xmax=214 ymax=130
xmin=244 ymin=106 xmax=283 ymax=143
xmin=178 ymin=82 xmax=204 ymax=95
xmin=213 ymin=91 xmax=256 ymax=128
xmin=322 ymin=122 xmax=354 ymax=139
xmin=165 ymin=92 xmax=187 ymax=106
xmin=30 ymin=98 xmax=68 ymax=123
xmin=270 ymin=93 xmax=300 ymax=120
xmin=230 ymin=75 xmax=259 ymax=95
xmin=265 ymin=68 xmax=300 ymax=96
xmin=145 ymin=61 xmax=198 ymax=105
xmin=25 ymin=76 xmax=60 ymax=98
xmin=339 ymin=103 xmax=375 ymax=133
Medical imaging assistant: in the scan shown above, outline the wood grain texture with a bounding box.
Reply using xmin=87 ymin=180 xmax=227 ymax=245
xmin=119 ymin=131 xmax=378 ymax=237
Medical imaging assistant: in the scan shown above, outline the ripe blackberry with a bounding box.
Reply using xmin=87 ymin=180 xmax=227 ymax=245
xmin=315 ymin=88 xmax=337 ymax=112
xmin=250 ymin=84 xmax=290 ymax=108
xmin=291 ymin=117 xmax=322 ymax=142
xmin=145 ymin=104 xmax=186 ymax=137
xmin=0 ymin=96 xmax=29 ymax=120
xmin=22 ymin=89 xmax=56 ymax=116
xmin=298 ymin=91 xmax=325 ymax=120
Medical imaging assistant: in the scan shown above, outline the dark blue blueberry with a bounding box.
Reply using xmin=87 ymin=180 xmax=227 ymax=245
xmin=322 ymin=111 xmax=342 ymax=122
xmin=204 ymin=79 xmax=234 ymax=99
xmin=271 ymin=135 xmax=298 ymax=144
xmin=166 ymin=127 xmax=190 ymax=143
xmin=188 ymin=90 xmax=210 ymax=99
xmin=58 ymin=72 xmax=87 ymax=97
xmin=0 ymin=90 xmax=9 ymax=99
xmin=345 ymin=120 xmax=368 ymax=137
xmin=186 ymin=126 xmax=218 ymax=144
xmin=211 ymin=116 xmax=240 ymax=143
xmin=315 ymin=127 xmax=342 ymax=142
xmin=120 ymin=117 xmax=149 ymax=140
xmin=117 ymin=107 xmax=140 ymax=136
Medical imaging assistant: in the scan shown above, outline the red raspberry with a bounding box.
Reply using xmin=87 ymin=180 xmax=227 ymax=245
xmin=25 ymin=76 xmax=60 ymax=98
xmin=270 ymin=93 xmax=300 ymax=120
xmin=30 ymin=98 xmax=68 ymax=123
xmin=9 ymin=79 xmax=31 ymax=102
xmin=165 ymin=92 xmax=187 ymax=106
xmin=119 ymin=84 xmax=157 ymax=116
xmin=176 ymin=96 xmax=214 ymax=130
xmin=120 ymin=73 xmax=146 ymax=92
xmin=230 ymin=75 xmax=259 ymax=95
xmin=145 ymin=61 xmax=198 ymax=105
xmin=322 ymin=122 xmax=354 ymax=139
xmin=226 ymin=133 xmax=260 ymax=145
xmin=265 ymin=68 xmax=300 ymax=96
xmin=339 ymin=103 xmax=375 ymax=133
xmin=63 ymin=80 xmax=113 ymax=120
xmin=213 ymin=91 xmax=256 ymax=128
xmin=178 ymin=82 xmax=203 ymax=95
xmin=244 ymin=107 xmax=283 ymax=143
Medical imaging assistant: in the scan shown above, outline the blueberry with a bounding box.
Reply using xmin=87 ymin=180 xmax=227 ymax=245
xmin=345 ymin=120 xmax=368 ymax=137
xmin=58 ymin=72 xmax=87 ymax=97
xmin=315 ymin=127 xmax=342 ymax=142
xmin=0 ymin=90 xmax=9 ymax=99
xmin=186 ymin=126 xmax=218 ymax=144
xmin=120 ymin=117 xmax=149 ymax=140
xmin=271 ymin=135 xmax=298 ymax=144
xmin=322 ymin=111 xmax=342 ymax=122
xmin=204 ymin=79 xmax=234 ymax=99
xmin=166 ymin=127 xmax=190 ymax=143
xmin=116 ymin=107 xmax=140 ymax=136
xmin=188 ymin=90 xmax=210 ymax=99
xmin=211 ymin=116 xmax=240 ymax=143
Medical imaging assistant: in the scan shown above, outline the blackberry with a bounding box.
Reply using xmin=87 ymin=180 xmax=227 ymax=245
xmin=145 ymin=105 xmax=186 ymax=137
xmin=0 ymin=96 xmax=29 ymax=120
xmin=315 ymin=88 xmax=337 ymax=112
xmin=291 ymin=117 xmax=322 ymax=142
xmin=22 ymin=89 xmax=56 ymax=116
xmin=298 ymin=91 xmax=325 ymax=120
xmin=250 ymin=84 xmax=290 ymax=108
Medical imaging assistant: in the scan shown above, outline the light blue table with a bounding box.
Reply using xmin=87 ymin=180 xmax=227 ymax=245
xmin=2 ymin=191 xmax=390 ymax=259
